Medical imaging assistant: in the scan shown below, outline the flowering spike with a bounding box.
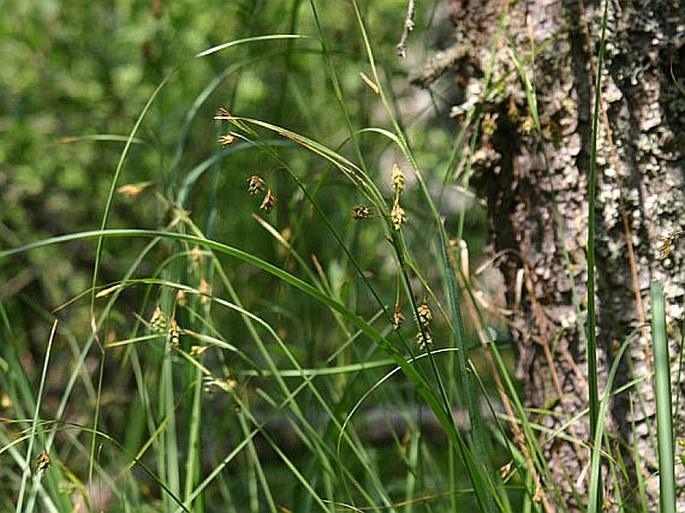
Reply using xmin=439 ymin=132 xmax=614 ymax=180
xmin=247 ymin=175 xmax=265 ymax=195
xmin=214 ymin=107 xmax=232 ymax=120
xmin=260 ymin=189 xmax=276 ymax=211
xmin=392 ymin=304 xmax=404 ymax=330
xmin=416 ymin=328 xmax=433 ymax=350
xmin=150 ymin=306 xmax=167 ymax=334
xmin=117 ymin=181 xmax=153 ymax=198
xmin=391 ymin=199 xmax=407 ymax=230
xmin=352 ymin=205 xmax=371 ymax=220
xmin=391 ymin=163 xmax=405 ymax=193
xmin=168 ymin=318 xmax=181 ymax=347
xmin=218 ymin=133 xmax=237 ymax=147
xmin=36 ymin=450 xmax=51 ymax=472
xmin=416 ymin=303 xmax=432 ymax=326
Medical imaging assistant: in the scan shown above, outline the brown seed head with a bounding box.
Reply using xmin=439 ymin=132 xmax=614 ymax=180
xmin=168 ymin=318 xmax=181 ymax=346
xmin=36 ymin=450 xmax=51 ymax=472
xmin=391 ymin=200 xmax=407 ymax=230
xmin=198 ymin=279 xmax=211 ymax=304
xmin=416 ymin=303 xmax=432 ymax=326
xmin=218 ymin=133 xmax=237 ymax=147
xmin=150 ymin=306 xmax=167 ymax=333
xmin=416 ymin=329 xmax=433 ymax=350
xmin=117 ymin=182 xmax=153 ymax=198
xmin=352 ymin=205 xmax=371 ymax=220
xmin=260 ymin=189 xmax=277 ymax=211
xmin=391 ymin=163 xmax=405 ymax=193
xmin=191 ymin=345 xmax=208 ymax=356
xmin=392 ymin=304 xmax=404 ymax=330
xmin=247 ymin=175 xmax=265 ymax=195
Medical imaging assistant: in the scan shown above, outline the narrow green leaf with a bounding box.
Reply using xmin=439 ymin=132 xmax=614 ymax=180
xmin=651 ymin=281 xmax=676 ymax=513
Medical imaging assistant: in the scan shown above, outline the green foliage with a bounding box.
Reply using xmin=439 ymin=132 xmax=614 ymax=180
xmin=1 ymin=1 xmax=675 ymax=512
xmin=1 ymin=1 xmax=501 ymax=510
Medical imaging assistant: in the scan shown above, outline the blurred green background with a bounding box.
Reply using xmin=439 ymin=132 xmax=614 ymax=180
xmin=1 ymin=0 xmax=488 ymax=342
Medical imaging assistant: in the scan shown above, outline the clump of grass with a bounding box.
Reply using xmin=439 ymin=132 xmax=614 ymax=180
xmin=0 ymin=4 xmax=537 ymax=513
xmin=1 ymin=2 xmax=678 ymax=512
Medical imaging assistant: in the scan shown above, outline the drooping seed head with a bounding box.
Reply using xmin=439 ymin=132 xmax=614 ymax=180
xmin=391 ymin=199 xmax=407 ymax=230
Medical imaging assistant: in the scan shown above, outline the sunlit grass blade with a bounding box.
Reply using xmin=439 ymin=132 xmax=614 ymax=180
xmin=195 ymin=34 xmax=308 ymax=58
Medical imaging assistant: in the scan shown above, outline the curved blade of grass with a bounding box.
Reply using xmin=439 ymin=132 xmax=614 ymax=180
xmin=69 ymin=422 xmax=192 ymax=512
xmin=7 ymin=233 xmax=453 ymax=417
xmin=0 ymin=225 xmax=368 ymax=343
xmin=217 ymin=115 xmax=386 ymax=208
xmin=1 ymin=228 xmax=465 ymax=495
xmin=89 ymin=70 xmax=178 ymax=312
xmin=338 ymin=348 xmax=461 ymax=449
xmin=195 ymin=34 xmax=308 ymax=58
xmin=47 ymin=134 xmax=147 ymax=146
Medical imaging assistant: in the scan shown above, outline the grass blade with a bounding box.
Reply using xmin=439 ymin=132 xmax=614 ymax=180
xmin=586 ymin=1 xmax=610 ymax=506
xmin=15 ymin=321 xmax=58 ymax=513
xmin=195 ymin=34 xmax=307 ymax=58
xmin=651 ymin=281 xmax=675 ymax=513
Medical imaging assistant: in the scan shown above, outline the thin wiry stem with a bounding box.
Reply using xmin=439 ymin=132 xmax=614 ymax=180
xmin=396 ymin=0 xmax=416 ymax=57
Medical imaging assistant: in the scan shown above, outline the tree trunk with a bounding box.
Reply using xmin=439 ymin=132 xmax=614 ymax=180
xmin=426 ymin=0 xmax=685 ymax=509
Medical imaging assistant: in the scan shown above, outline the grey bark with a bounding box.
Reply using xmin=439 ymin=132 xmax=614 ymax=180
xmin=420 ymin=0 xmax=685 ymax=510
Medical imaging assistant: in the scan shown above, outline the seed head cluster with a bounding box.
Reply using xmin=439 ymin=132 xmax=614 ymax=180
xmin=150 ymin=306 xmax=168 ymax=333
xmin=657 ymin=230 xmax=684 ymax=259
xmin=218 ymin=133 xmax=237 ymax=147
xmin=247 ymin=175 xmax=265 ymax=195
xmin=246 ymin=174 xmax=276 ymax=212
xmin=391 ymin=163 xmax=405 ymax=193
xmin=391 ymin=200 xmax=407 ymax=231
xmin=260 ymin=188 xmax=277 ymax=212
xmin=352 ymin=205 xmax=372 ymax=220
xmin=415 ymin=301 xmax=433 ymax=350
xmin=390 ymin=164 xmax=407 ymax=230
xmin=392 ymin=303 xmax=404 ymax=330
xmin=150 ymin=306 xmax=182 ymax=347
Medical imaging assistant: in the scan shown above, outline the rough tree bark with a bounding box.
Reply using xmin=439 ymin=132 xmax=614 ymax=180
xmin=418 ymin=0 xmax=684 ymax=510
